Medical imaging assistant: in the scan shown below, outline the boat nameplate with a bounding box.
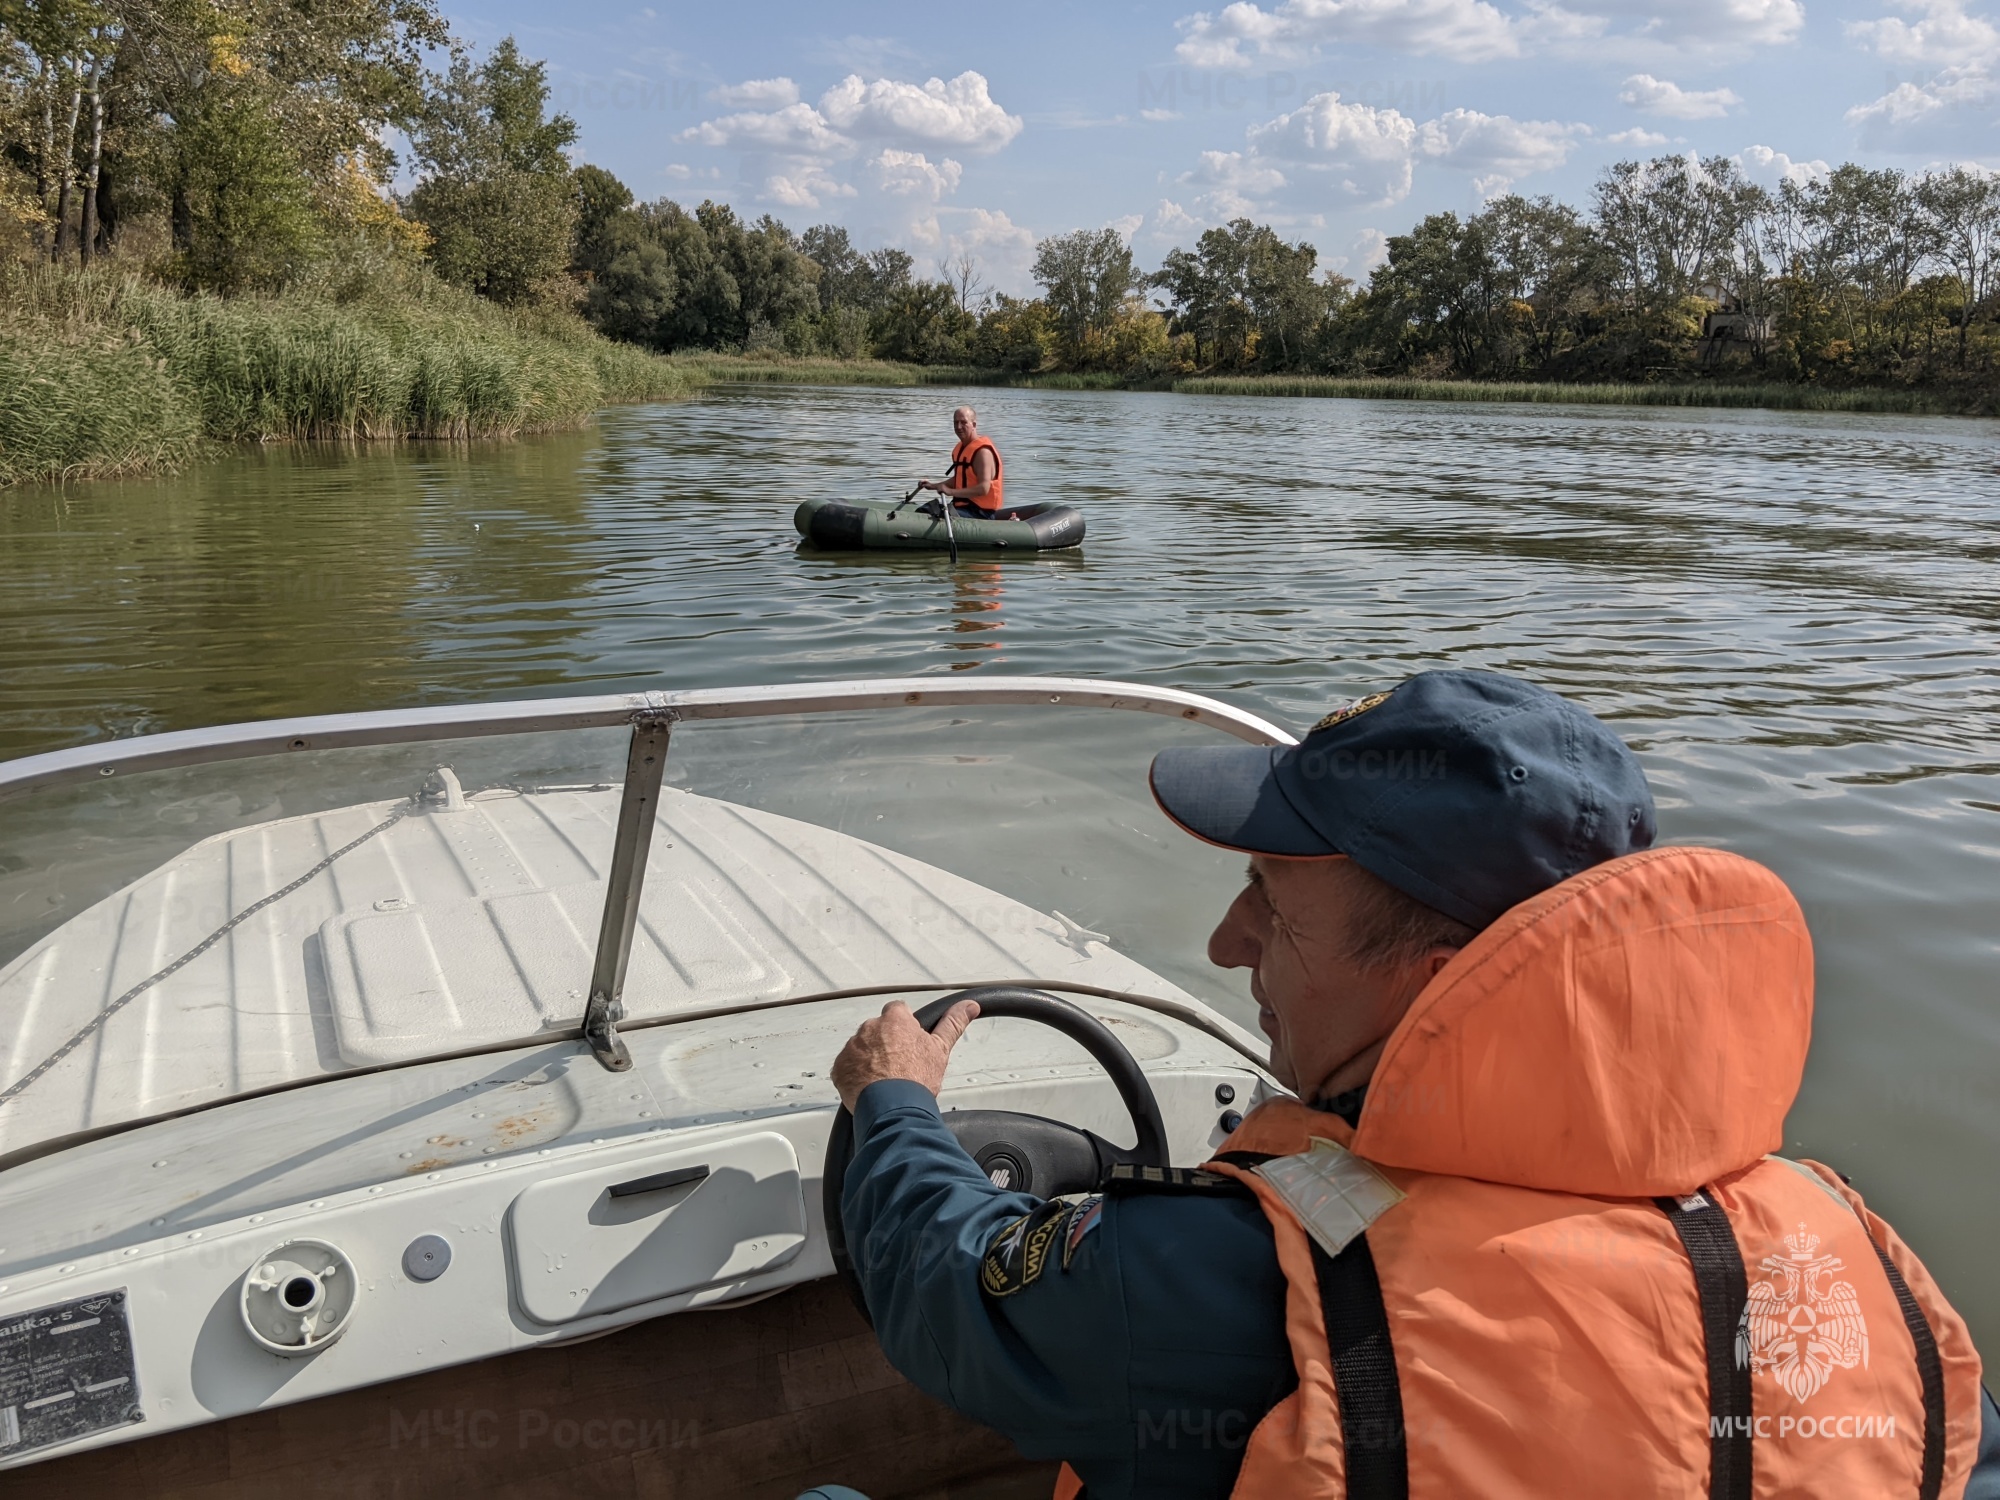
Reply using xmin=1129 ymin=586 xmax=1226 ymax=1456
xmin=0 ymin=1289 xmax=142 ymax=1459
xmin=508 ymin=1131 xmax=807 ymax=1325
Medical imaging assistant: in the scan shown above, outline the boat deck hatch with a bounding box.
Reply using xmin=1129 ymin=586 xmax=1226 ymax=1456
xmin=506 ymin=1132 xmax=807 ymax=1325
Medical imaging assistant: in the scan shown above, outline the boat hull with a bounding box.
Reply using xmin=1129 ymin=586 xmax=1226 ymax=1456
xmin=0 ymin=1277 xmax=1055 ymax=1500
xmin=794 ymin=498 xmax=1085 ymax=552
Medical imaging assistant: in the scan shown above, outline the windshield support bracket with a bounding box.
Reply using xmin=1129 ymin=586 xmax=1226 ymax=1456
xmin=582 ymin=708 xmax=677 ymax=1072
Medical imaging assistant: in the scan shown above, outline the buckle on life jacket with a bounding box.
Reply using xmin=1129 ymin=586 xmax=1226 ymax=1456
xmin=1253 ymin=1139 xmax=1406 ymax=1258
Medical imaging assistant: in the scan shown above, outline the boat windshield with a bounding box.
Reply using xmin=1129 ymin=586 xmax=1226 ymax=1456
xmin=0 ymin=681 xmax=1284 ymax=1160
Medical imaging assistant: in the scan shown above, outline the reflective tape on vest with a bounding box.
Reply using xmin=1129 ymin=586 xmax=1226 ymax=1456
xmin=1252 ymin=1138 xmax=1405 ymax=1259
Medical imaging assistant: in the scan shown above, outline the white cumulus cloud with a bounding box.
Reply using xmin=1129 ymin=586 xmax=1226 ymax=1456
xmin=1168 ymin=90 xmax=1584 ymax=220
xmin=1574 ymin=0 xmax=1803 ymax=49
xmin=1176 ymin=0 xmax=1520 ymax=66
xmin=1846 ymin=0 xmax=2000 ymax=66
xmin=1417 ymin=108 xmax=1588 ymax=196
xmin=1619 ymin=73 xmax=1742 ymax=118
xmin=762 ymin=169 xmax=857 ymax=209
xmin=682 ymin=101 xmax=847 ymax=154
xmin=870 ymin=149 xmax=964 ymax=199
xmin=706 ymin=78 xmax=800 ymax=109
xmin=677 ymin=70 xmax=1022 ymax=212
xmin=1842 ymin=1 xmax=2000 ymax=151
xmin=1246 ymin=92 xmax=1422 ymax=204
xmin=1734 ymin=144 xmax=1831 ymax=187
xmin=1179 ymin=149 xmax=1296 ymax=215
xmin=1605 ymin=126 xmax=1672 ymax=146
xmin=1172 ymin=0 xmax=1802 ymax=68
xmin=820 ymin=72 xmax=1024 ymax=152
xmin=946 ymin=207 xmax=1037 ymax=292
xmin=1845 ymin=67 xmax=2000 ymax=148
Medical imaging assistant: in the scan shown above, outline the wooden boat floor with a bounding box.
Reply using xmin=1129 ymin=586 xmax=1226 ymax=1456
xmin=0 ymin=1278 xmax=1056 ymax=1500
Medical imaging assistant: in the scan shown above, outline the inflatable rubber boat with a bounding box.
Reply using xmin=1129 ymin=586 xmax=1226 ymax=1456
xmin=795 ymin=496 xmax=1085 ymax=551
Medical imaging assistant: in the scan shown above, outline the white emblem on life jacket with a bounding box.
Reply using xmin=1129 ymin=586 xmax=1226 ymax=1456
xmin=1252 ymin=1138 xmax=1405 ymax=1259
xmin=1741 ymin=1222 xmax=1870 ymax=1402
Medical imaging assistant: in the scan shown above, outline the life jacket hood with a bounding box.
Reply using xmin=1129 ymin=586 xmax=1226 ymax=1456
xmin=1351 ymin=845 xmax=1814 ymax=1198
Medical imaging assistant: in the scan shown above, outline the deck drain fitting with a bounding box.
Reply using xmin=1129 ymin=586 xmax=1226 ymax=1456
xmin=403 ymin=1234 xmax=452 ymax=1283
xmin=241 ymin=1239 xmax=358 ymax=1356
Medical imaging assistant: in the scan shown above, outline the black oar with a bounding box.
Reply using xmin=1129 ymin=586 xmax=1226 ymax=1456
xmin=936 ymin=489 xmax=960 ymax=565
xmin=892 ymin=480 xmax=960 ymax=565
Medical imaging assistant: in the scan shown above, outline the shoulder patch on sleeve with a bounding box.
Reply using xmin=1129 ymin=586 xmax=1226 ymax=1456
xmin=1061 ymin=1195 xmax=1104 ymax=1270
xmin=980 ymin=1199 xmax=1069 ymax=1298
xmin=1103 ymin=1163 xmax=1255 ymax=1199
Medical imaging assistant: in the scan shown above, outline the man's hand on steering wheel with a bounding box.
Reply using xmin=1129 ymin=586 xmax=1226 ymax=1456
xmin=832 ymin=998 xmax=980 ymax=1109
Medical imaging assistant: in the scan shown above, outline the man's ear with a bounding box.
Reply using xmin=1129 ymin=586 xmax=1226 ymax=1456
xmin=1423 ymin=946 xmax=1461 ymax=981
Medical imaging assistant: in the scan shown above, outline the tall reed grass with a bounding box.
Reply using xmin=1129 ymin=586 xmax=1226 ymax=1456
xmin=0 ymin=264 xmax=704 ymax=486
xmin=1170 ymin=374 xmax=1981 ymax=414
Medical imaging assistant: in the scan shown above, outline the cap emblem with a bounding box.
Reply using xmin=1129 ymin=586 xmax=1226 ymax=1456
xmin=1310 ymin=691 xmax=1390 ymax=735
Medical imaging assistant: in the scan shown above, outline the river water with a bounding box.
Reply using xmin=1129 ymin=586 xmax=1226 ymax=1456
xmin=2 ymin=384 xmax=1997 ymax=1358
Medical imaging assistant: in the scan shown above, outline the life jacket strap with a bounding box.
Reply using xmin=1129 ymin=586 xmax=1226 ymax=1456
xmin=1657 ymin=1190 xmax=1753 ymax=1500
xmin=1864 ymin=1235 xmax=1948 ymax=1500
xmin=1310 ymin=1233 xmax=1408 ymax=1500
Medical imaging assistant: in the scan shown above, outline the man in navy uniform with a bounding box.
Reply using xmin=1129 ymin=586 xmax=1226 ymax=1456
xmin=828 ymin=670 xmax=2000 ymax=1499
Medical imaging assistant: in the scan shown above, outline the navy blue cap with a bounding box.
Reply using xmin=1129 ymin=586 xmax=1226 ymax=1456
xmin=1150 ymin=670 xmax=1657 ymax=928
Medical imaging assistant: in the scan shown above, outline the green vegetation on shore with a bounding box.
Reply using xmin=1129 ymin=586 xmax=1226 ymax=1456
xmin=666 ymin=354 xmax=1001 ymax=388
xmin=675 ymin=354 xmax=1985 ymax=415
xmin=7 ymin=7 xmax=1994 ymax=491
xmin=1171 ymin=375 xmax=1984 ymax=415
xmin=1 ymin=264 xmax=699 ymax=487
xmin=2 ymin=9 xmax=701 ymax=488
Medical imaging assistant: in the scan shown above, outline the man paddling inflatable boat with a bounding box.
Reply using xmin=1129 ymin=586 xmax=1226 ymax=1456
xmin=831 ymin=669 xmax=2000 ymax=1498
xmin=917 ymin=406 xmax=1016 ymax=519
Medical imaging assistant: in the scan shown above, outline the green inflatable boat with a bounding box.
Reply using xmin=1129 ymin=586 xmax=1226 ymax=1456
xmin=794 ymin=495 xmax=1085 ymax=552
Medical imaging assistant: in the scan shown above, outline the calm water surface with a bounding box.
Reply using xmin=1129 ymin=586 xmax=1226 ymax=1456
xmin=2 ymin=385 xmax=1997 ymax=1355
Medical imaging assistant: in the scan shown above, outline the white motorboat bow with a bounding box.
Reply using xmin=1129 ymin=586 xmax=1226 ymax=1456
xmin=0 ymin=678 xmax=1292 ymax=1498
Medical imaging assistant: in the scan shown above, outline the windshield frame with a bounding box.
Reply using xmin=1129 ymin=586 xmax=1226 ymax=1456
xmin=0 ymin=676 xmax=1294 ymax=1169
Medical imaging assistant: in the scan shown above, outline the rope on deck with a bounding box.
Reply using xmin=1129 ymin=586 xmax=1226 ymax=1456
xmin=0 ymin=800 xmax=416 ymax=1111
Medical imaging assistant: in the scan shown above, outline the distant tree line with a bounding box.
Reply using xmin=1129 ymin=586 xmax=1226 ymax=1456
xmin=567 ymin=154 xmax=2000 ymax=388
xmin=5 ymin=12 xmax=1993 ymax=388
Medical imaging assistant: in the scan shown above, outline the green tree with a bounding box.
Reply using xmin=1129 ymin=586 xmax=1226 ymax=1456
xmin=571 ymin=162 xmax=630 ymax=264
xmin=971 ymin=293 xmax=1051 ymax=372
xmin=1150 ymin=219 xmax=1340 ymax=371
xmin=1032 ymin=226 xmax=1136 ymax=366
xmin=1914 ymin=166 xmax=2000 ymax=368
xmin=1476 ymin=195 xmax=1607 ymax=369
xmin=1594 ymin=154 xmax=1766 ymax=308
xmin=113 ymin=0 xmax=444 ymax=281
xmin=870 ymin=278 xmax=971 ymax=363
xmin=167 ymin=85 xmax=319 ymax=290
xmin=1154 ymin=228 xmax=1250 ymax=368
xmin=407 ymin=37 xmax=578 ymax=304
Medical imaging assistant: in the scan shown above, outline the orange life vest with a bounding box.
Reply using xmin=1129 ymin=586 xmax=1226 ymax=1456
xmin=950 ymin=434 xmax=1004 ymax=512
xmin=1061 ymin=846 xmax=1984 ymax=1500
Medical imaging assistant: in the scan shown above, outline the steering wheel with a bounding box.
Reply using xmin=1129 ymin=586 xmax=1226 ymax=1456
xmin=822 ymin=986 xmax=1172 ymax=1324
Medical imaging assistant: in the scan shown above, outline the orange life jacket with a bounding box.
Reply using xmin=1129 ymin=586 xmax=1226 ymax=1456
xmin=1061 ymin=846 xmax=1984 ymax=1500
xmin=950 ymin=434 xmax=1004 ymax=512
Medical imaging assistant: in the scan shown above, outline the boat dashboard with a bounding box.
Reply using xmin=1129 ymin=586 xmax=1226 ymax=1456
xmin=0 ymin=988 xmax=1273 ymax=1467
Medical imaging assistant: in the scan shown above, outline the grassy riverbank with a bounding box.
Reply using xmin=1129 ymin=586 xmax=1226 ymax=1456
xmin=667 ymin=353 xmax=1006 ymax=387
xmin=0 ymin=265 xmax=704 ymax=487
xmin=664 ymin=354 xmax=1991 ymax=415
xmin=1174 ymin=374 xmax=1990 ymax=415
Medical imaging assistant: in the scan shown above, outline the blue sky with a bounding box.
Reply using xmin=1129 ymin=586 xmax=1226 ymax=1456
xmin=439 ymin=0 xmax=2000 ymax=291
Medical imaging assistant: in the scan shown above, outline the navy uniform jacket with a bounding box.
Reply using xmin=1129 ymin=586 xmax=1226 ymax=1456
xmin=843 ymin=1079 xmax=2000 ymax=1500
